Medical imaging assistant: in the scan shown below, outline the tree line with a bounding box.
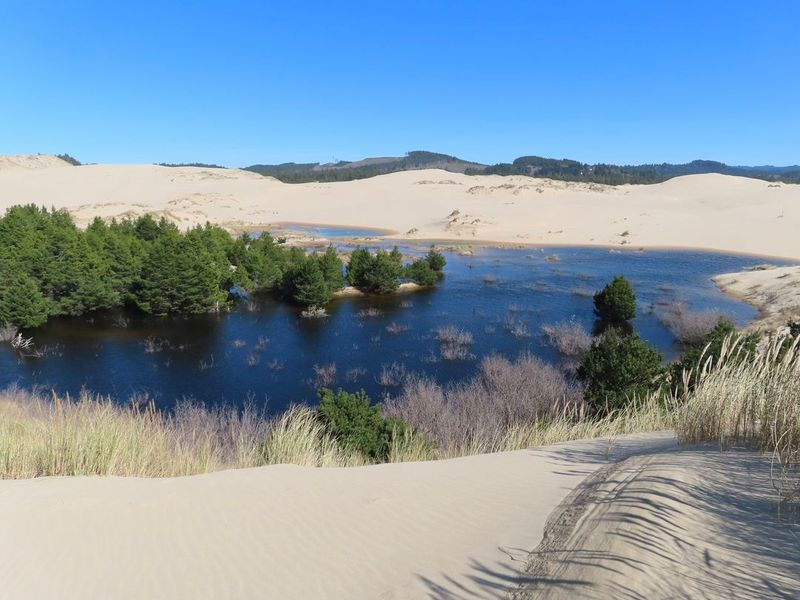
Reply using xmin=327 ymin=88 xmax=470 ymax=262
xmin=0 ymin=205 xmax=446 ymax=330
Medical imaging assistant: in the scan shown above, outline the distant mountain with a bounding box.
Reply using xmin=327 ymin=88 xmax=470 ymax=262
xmin=243 ymin=152 xmax=800 ymax=185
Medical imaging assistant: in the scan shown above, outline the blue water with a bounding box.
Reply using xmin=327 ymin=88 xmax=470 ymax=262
xmin=0 ymin=246 xmax=780 ymax=412
xmin=267 ymin=224 xmax=390 ymax=238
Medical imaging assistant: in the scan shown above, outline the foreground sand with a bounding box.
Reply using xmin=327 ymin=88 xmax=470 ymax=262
xmin=0 ymin=434 xmax=678 ymax=599
xmin=516 ymin=447 xmax=800 ymax=599
xmin=1 ymin=433 xmax=796 ymax=599
xmin=1 ymin=155 xmax=798 ymax=260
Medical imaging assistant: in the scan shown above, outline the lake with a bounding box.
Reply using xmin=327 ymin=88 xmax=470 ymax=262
xmin=0 ymin=244 xmax=777 ymax=412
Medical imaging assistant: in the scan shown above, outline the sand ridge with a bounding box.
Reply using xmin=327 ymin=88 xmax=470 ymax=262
xmin=0 ymin=156 xmax=798 ymax=260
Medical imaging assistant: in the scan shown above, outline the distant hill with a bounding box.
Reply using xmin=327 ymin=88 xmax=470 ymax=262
xmin=243 ymin=151 xmax=800 ymax=185
xmin=470 ymin=157 xmax=800 ymax=185
xmin=243 ymin=151 xmax=486 ymax=183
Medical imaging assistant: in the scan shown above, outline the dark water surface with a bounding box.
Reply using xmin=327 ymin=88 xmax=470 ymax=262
xmin=0 ymin=246 xmax=779 ymax=413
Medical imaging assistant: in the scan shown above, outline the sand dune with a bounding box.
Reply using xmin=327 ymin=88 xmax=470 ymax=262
xmin=0 ymin=433 xmax=794 ymax=599
xmin=516 ymin=447 xmax=800 ymax=599
xmin=0 ymin=156 xmax=798 ymax=259
xmin=0 ymin=434 xmax=675 ymax=600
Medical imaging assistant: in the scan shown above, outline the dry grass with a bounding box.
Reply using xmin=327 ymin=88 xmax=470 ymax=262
xmin=676 ymin=335 xmax=800 ymax=504
xmin=436 ymin=325 xmax=474 ymax=360
xmin=659 ymin=305 xmax=724 ymax=345
xmin=0 ymin=388 xmax=364 ymax=478
xmin=541 ymin=318 xmax=592 ymax=360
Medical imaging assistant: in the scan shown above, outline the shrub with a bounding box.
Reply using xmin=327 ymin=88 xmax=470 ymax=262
xmin=384 ymin=353 xmax=583 ymax=455
xmin=593 ymin=275 xmax=636 ymax=322
xmin=578 ymin=328 xmax=663 ymax=414
xmin=541 ymin=318 xmax=592 ymax=359
xmin=405 ymin=258 xmax=438 ymax=286
xmin=347 ymin=247 xmax=404 ymax=294
xmin=659 ymin=305 xmax=723 ymax=345
xmin=316 ymin=388 xmax=405 ymax=461
xmin=436 ymin=326 xmax=474 ymax=360
xmin=425 ymin=247 xmax=446 ymax=272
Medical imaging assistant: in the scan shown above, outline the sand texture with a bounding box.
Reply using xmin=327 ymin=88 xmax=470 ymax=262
xmin=0 ymin=156 xmax=798 ymax=259
xmin=0 ymin=434 xmax=675 ymax=600
xmin=515 ymin=447 xmax=800 ymax=599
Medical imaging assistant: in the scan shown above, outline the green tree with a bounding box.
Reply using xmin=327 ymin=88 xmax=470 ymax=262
xmin=316 ymin=246 xmax=345 ymax=291
xmin=425 ymin=247 xmax=446 ymax=272
xmin=0 ymin=268 xmax=51 ymax=328
xmin=282 ymin=257 xmax=331 ymax=306
xmin=317 ymin=388 xmax=406 ymax=461
xmin=347 ymin=247 xmax=372 ymax=288
xmin=406 ymin=258 xmax=438 ymax=286
xmin=578 ymin=328 xmax=663 ymax=414
xmin=594 ymin=275 xmax=636 ymax=322
xmin=135 ymin=231 xmax=228 ymax=315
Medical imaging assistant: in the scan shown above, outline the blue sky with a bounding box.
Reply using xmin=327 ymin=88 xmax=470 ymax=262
xmin=1 ymin=1 xmax=798 ymax=166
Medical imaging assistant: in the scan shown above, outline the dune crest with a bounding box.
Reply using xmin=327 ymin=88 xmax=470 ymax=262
xmin=0 ymin=156 xmax=797 ymax=259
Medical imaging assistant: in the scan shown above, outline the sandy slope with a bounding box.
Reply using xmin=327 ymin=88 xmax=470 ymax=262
xmin=714 ymin=265 xmax=800 ymax=329
xmin=0 ymin=434 xmax=675 ymax=600
xmin=515 ymin=447 xmax=800 ymax=599
xmin=0 ymin=156 xmax=798 ymax=259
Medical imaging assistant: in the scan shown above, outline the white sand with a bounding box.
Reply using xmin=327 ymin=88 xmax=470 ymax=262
xmin=0 ymin=156 xmax=798 ymax=259
xmin=0 ymin=434 xmax=675 ymax=600
xmin=517 ymin=448 xmax=800 ymax=599
xmin=714 ymin=265 xmax=800 ymax=328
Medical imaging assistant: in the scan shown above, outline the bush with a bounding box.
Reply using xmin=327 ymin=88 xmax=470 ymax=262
xmin=659 ymin=306 xmax=723 ymax=345
xmin=593 ymin=275 xmax=636 ymax=322
xmin=347 ymin=247 xmax=404 ymax=294
xmin=317 ymin=388 xmax=405 ymax=461
xmin=406 ymin=258 xmax=438 ymax=285
xmin=384 ymin=353 xmax=583 ymax=454
xmin=578 ymin=328 xmax=663 ymax=414
xmin=425 ymin=247 xmax=446 ymax=272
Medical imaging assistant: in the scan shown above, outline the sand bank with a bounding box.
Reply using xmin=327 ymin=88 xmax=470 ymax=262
xmin=714 ymin=265 xmax=800 ymax=329
xmin=0 ymin=434 xmax=675 ymax=600
xmin=0 ymin=156 xmax=798 ymax=260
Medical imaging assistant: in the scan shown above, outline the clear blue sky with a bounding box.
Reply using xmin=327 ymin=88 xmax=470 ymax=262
xmin=1 ymin=1 xmax=798 ymax=166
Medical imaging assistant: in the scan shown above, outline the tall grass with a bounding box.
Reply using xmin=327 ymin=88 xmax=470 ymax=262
xmin=0 ymin=389 xmax=364 ymax=478
xmin=676 ymin=335 xmax=800 ymax=502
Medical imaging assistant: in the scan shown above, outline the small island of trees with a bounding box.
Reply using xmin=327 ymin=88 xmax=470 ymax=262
xmin=0 ymin=205 xmax=446 ymax=332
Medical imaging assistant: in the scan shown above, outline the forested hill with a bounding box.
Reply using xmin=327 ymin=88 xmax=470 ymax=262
xmin=241 ymin=152 xmax=800 ymax=185
xmin=468 ymin=157 xmax=800 ymax=185
xmin=242 ymin=151 xmax=485 ymax=182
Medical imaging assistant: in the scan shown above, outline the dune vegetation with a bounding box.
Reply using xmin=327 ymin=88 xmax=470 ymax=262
xmin=0 ymin=334 xmax=796 ymax=505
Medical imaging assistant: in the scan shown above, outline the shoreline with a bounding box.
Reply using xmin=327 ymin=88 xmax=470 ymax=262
xmin=229 ymin=224 xmax=800 ymax=263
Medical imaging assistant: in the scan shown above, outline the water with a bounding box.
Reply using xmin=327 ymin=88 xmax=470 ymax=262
xmin=267 ymin=224 xmax=390 ymax=238
xmin=0 ymin=246 xmax=780 ymax=413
